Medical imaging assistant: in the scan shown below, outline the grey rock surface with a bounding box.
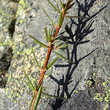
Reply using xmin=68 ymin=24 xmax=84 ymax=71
xmin=0 ymin=0 xmax=110 ymax=110
xmin=58 ymin=90 xmax=100 ymax=110
xmin=0 ymin=0 xmax=18 ymax=87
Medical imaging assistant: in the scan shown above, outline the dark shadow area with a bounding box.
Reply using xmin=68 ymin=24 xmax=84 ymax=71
xmin=8 ymin=0 xmax=19 ymax=2
xmin=8 ymin=18 xmax=16 ymax=38
xmin=0 ymin=47 xmax=13 ymax=88
xmin=50 ymin=0 xmax=107 ymax=110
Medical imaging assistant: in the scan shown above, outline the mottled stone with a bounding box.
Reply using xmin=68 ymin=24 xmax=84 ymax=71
xmin=1 ymin=0 xmax=110 ymax=110
xmin=58 ymin=90 xmax=101 ymax=110
xmin=0 ymin=0 xmax=18 ymax=87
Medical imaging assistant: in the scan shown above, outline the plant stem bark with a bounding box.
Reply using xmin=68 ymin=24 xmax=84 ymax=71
xmin=30 ymin=1 xmax=72 ymax=109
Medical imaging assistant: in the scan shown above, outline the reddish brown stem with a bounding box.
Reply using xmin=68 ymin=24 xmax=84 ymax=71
xmin=30 ymin=90 xmax=38 ymax=110
xmin=30 ymin=1 xmax=72 ymax=109
xmin=30 ymin=46 xmax=52 ymax=110
xmin=54 ymin=25 xmax=60 ymax=37
xmin=38 ymin=47 xmax=52 ymax=86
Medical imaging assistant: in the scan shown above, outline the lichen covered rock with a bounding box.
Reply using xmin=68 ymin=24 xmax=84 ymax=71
xmin=2 ymin=0 xmax=110 ymax=110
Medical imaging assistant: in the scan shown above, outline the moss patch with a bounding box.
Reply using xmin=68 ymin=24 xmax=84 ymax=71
xmin=6 ymin=42 xmax=45 ymax=102
xmin=87 ymin=73 xmax=110 ymax=110
xmin=16 ymin=0 xmax=31 ymax=17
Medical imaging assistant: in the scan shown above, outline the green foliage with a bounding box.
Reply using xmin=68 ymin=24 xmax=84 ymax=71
xmin=59 ymin=0 xmax=64 ymax=8
xmin=32 ymin=48 xmax=41 ymax=69
xmin=44 ymin=27 xmax=52 ymax=43
xmin=24 ymin=71 xmax=36 ymax=91
xmin=28 ymin=34 xmax=48 ymax=48
xmin=47 ymin=0 xmax=60 ymax=13
xmin=26 ymin=0 xmax=84 ymax=109
xmin=46 ymin=57 xmax=58 ymax=70
xmin=33 ymin=86 xmax=42 ymax=110
xmin=59 ymin=12 xmax=63 ymax=27
xmin=29 ymin=93 xmax=35 ymax=109
xmin=53 ymin=51 xmax=72 ymax=63
xmin=44 ymin=27 xmax=49 ymax=42
xmin=43 ymin=8 xmax=55 ymax=26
